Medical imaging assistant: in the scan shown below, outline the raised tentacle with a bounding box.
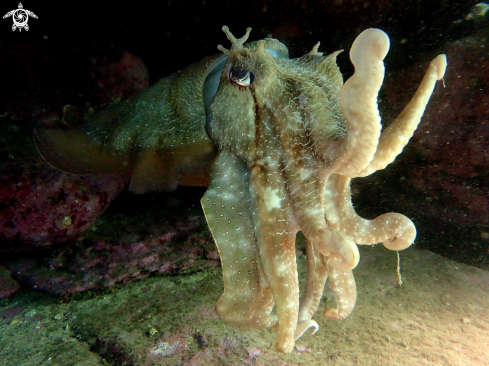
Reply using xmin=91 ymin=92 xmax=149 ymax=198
xmin=353 ymin=54 xmax=447 ymax=177
xmin=325 ymin=174 xmax=416 ymax=250
xmin=334 ymin=28 xmax=390 ymax=176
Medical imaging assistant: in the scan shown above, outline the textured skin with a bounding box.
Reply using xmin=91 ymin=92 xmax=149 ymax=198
xmin=34 ymin=55 xmax=224 ymax=193
xmin=202 ymin=27 xmax=446 ymax=352
xmin=34 ymin=25 xmax=446 ymax=353
xmin=34 ymin=38 xmax=290 ymax=194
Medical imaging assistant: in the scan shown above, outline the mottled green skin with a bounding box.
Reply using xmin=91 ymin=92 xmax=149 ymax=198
xmin=35 ymin=55 xmax=223 ymax=193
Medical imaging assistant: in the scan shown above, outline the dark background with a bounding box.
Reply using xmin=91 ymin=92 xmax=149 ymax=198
xmin=1 ymin=0 xmax=475 ymax=81
xmin=1 ymin=1 xmax=487 ymax=267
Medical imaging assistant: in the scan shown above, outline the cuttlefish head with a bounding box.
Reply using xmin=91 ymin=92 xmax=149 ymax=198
xmin=206 ymin=26 xmax=347 ymax=166
xmin=206 ymin=26 xmax=288 ymax=162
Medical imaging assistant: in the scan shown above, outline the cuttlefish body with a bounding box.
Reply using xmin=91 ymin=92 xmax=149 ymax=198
xmin=35 ymin=27 xmax=446 ymax=353
xmin=202 ymin=27 xmax=446 ymax=352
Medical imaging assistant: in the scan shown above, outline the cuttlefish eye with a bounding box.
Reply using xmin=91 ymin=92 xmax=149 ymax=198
xmin=227 ymin=67 xmax=255 ymax=87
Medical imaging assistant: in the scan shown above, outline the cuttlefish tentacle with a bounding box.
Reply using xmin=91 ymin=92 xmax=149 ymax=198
xmin=296 ymin=239 xmax=325 ymax=339
xmin=202 ymin=152 xmax=278 ymax=329
xmin=298 ymin=239 xmax=327 ymax=321
xmin=325 ymin=174 xmax=416 ymax=250
xmin=323 ymin=268 xmax=357 ymax=320
xmin=315 ymin=229 xmax=359 ymax=319
xmin=335 ymin=28 xmax=390 ymax=176
xmin=248 ymin=157 xmax=300 ymax=353
xmin=353 ymin=54 xmax=448 ymax=178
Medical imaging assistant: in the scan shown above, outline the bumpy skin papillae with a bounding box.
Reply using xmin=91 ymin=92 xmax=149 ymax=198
xmin=35 ymin=54 xmax=227 ymax=193
xmin=203 ymin=26 xmax=446 ymax=353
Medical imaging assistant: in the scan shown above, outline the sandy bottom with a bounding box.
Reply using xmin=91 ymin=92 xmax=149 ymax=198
xmin=1 ymin=242 xmax=488 ymax=366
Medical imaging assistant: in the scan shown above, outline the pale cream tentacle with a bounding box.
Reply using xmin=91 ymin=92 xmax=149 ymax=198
xmin=325 ymin=174 xmax=416 ymax=250
xmin=298 ymin=239 xmax=328 ymax=323
xmin=323 ymin=268 xmax=357 ymax=320
xmin=335 ymin=28 xmax=389 ymax=176
xmin=342 ymin=209 xmax=417 ymax=250
xmin=354 ymin=54 xmax=448 ymax=177
xmin=249 ymin=157 xmax=300 ymax=353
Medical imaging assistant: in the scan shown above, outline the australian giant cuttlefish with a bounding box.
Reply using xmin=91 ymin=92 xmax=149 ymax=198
xmin=34 ymin=26 xmax=447 ymax=352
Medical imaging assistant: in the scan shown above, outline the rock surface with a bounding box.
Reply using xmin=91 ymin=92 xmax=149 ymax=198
xmin=353 ymin=29 xmax=489 ymax=267
xmin=1 ymin=245 xmax=488 ymax=365
xmin=0 ymin=163 xmax=125 ymax=253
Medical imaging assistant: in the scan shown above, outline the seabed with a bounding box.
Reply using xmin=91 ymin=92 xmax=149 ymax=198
xmin=1 ymin=234 xmax=488 ymax=366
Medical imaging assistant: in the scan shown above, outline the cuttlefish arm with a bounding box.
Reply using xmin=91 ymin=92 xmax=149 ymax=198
xmin=325 ymin=174 xmax=416 ymax=250
xmin=201 ymin=151 xmax=278 ymax=329
xmin=298 ymin=239 xmax=327 ymax=327
xmin=354 ymin=54 xmax=447 ymax=177
xmin=334 ymin=29 xmax=389 ymax=176
xmin=334 ymin=29 xmax=447 ymax=178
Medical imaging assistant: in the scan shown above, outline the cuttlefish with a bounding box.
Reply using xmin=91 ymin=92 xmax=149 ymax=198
xmin=34 ymin=27 xmax=446 ymax=353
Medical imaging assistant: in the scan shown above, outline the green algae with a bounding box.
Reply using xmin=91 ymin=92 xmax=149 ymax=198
xmin=2 ymin=245 xmax=489 ymax=365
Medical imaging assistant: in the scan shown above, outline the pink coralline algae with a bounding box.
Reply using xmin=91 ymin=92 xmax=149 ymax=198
xmin=0 ymin=163 xmax=125 ymax=253
xmin=7 ymin=215 xmax=219 ymax=295
xmin=88 ymin=49 xmax=149 ymax=104
xmin=379 ymin=30 xmax=489 ymax=227
xmin=408 ymin=32 xmax=489 ymax=226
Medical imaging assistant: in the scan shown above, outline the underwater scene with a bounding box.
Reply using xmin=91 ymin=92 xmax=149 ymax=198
xmin=0 ymin=1 xmax=488 ymax=365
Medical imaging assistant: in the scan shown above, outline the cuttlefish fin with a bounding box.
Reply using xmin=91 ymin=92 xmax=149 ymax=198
xmin=128 ymin=141 xmax=217 ymax=194
xmin=62 ymin=105 xmax=107 ymax=128
xmin=34 ymin=128 xmax=217 ymax=193
xmin=35 ymin=53 xmax=226 ymax=193
xmin=33 ymin=128 xmax=134 ymax=176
